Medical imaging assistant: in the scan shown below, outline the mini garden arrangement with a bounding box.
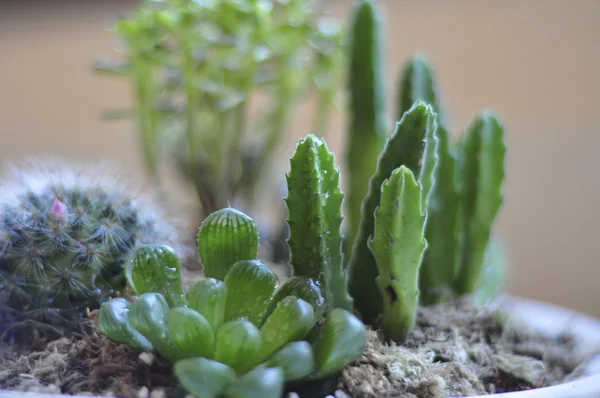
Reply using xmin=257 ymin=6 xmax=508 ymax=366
xmin=1 ymin=1 xmax=599 ymax=398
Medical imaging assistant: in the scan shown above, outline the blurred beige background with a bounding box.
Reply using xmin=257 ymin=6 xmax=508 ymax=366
xmin=1 ymin=0 xmax=599 ymax=317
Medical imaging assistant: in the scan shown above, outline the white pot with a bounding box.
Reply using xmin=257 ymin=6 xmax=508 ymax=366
xmin=1 ymin=297 xmax=599 ymax=398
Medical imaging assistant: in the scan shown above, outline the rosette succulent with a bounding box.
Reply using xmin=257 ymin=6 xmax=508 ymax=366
xmin=0 ymin=161 xmax=180 ymax=332
xmin=98 ymin=208 xmax=366 ymax=398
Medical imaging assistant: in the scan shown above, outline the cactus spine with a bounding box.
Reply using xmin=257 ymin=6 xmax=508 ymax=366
xmin=347 ymin=102 xmax=438 ymax=323
xmin=285 ymin=135 xmax=352 ymax=311
xmin=346 ymin=0 xmax=389 ymax=257
xmin=368 ymin=166 xmax=426 ymax=341
xmin=454 ymin=113 xmax=506 ymax=294
xmin=0 ymin=162 xmax=179 ymax=330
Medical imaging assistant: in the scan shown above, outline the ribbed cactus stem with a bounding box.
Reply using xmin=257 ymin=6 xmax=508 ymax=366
xmin=285 ymin=134 xmax=352 ymax=311
xmin=397 ymin=55 xmax=441 ymax=121
xmin=346 ymin=0 xmax=388 ymax=257
xmin=347 ymin=101 xmax=438 ymax=323
xmin=419 ymin=125 xmax=461 ymax=304
xmin=454 ymin=112 xmax=506 ymax=295
xmin=368 ymin=166 xmax=426 ymax=342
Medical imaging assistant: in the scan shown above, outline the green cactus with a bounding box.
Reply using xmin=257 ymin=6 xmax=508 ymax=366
xmin=347 ymin=102 xmax=438 ymax=323
xmin=397 ymin=54 xmax=442 ymax=121
xmin=346 ymin=0 xmax=389 ymax=258
xmin=419 ymin=124 xmax=461 ymax=304
xmin=367 ymin=167 xmax=427 ymax=341
xmin=285 ymin=135 xmax=352 ymax=311
xmin=98 ymin=207 xmax=366 ymax=398
xmin=454 ymin=113 xmax=506 ymax=295
xmin=0 ymin=162 xmax=180 ymax=331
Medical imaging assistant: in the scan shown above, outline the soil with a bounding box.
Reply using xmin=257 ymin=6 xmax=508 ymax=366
xmin=338 ymin=297 xmax=598 ymax=398
xmin=0 ymin=297 xmax=597 ymax=397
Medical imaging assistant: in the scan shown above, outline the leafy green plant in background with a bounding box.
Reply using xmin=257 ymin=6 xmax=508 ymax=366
xmin=0 ymin=162 xmax=180 ymax=335
xmin=98 ymin=204 xmax=366 ymax=398
xmin=343 ymin=0 xmax=507 ymax=339
xmin=95 ymin=0 xmax=345 ymax=226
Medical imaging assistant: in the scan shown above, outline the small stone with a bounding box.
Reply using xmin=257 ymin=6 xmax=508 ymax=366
xmin=138 ymin=386 xmax=149 ymax=398
xmin=139 ymin=352 xmax=155 ymax=365
xmin=150 ymin=388 xmax=167 ymax=398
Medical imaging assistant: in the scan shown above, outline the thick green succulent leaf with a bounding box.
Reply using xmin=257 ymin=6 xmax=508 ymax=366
xmin=263 ymin=276 xmax=325 ymax=326
xmin=368 ymin=166 xmax=426 ymax=342
xmin=265 ymin=341 xmax=314 ymax=381
xmin=125 ymin=244 xmax=186 ymax=308
xmin=310 ymin=308 xmax=367 ymax=378
xmin=187 ymin=278 xmax=228 ymax=331
xmin=347 ymin=101 xmax=438 ymax=323
xmin=97 ymin=298 xmax=153 ymax=352
xmin=285 ymin=134 xmax=352 ymax=311
xmin=224 ymin=259 xmax=277 ymax=325
xmin=258 ymin=296 xmax=315 ymax=363
xmin=454 ymin=113 xmax=506 ymax=295
xmin=215 ymin=319 xmax=262 ymax=375
xmin=397 ymin=55 xmax=442 ymax=122
xmin=174 ymin=357 xmax=237 ymax=398
xmin=224 ymin=367 xmax=285 ymax=398
xmin=129 ymin=292 xmax=175 ymax=360
xmin=346 ymin=0 xmax=388 ymax=258
xmin=167 ymin=307 xmax=215 ymax=360
xmin=420 ymin=125 xmax=461 ymax=304
xmin=198 ymin=208 xmax=260 ymax=281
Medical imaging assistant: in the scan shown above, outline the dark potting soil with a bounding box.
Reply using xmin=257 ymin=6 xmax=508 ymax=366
xmin=0 ymin=298 xmax=596 ymax=398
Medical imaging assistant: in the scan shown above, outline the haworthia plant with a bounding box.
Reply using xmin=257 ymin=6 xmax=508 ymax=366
xmin=367 ymin=166 xmax=427 ymax=342
xmin=346 ymin=101 xmax=438 ymax=323
xmin=285 ymin=134 xmax=352 ymax=311
xmin=197 ymin=207 xmax=260 ymax=281
xmin=125 ymin=244 xmax=187 ymax=308
xmin=98 ymin=207 xmax=367 ymax=398
xmin=454 ymin=113 xmax=506 ymax=294
xmin=346 ymin=0 xmax=389 ymax=257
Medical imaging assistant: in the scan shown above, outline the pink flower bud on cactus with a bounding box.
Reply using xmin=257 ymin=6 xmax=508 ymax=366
xmin=50 ymin=198 xmax=68 ymax=221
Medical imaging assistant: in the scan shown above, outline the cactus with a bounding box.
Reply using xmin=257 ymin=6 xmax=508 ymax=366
xmin=397 ymin=55 xmax=442 ymax=121
xmin=367 ymin=167 xmax=427 ymax=341
xmin=454 ymin=113 xmax=506 ymax=294
xmin=98 ymin=207 xmax=366 ymax=398
xmin=346 ymin=0 xmax=389 ymax=258
xmin=346 ymin=102 xmax=438 ymax=323
xmin=419 ymin=124 xmax=461 ymax=303
xmin=285 ymin=135 xmax=352 ymax=311
xmin=0 ymin=162 xmax=180 ymax=330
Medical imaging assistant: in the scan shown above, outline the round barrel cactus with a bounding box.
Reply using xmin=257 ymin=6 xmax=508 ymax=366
xmin=0 ymin=161 xmax=182 ymax=329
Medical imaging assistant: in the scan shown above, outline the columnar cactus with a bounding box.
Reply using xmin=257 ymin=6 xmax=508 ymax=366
xmin=454 ymin=113 xmax=506 ymax=294
xmin=0 ymin=162 xmax=180 ymax=329
xmin=367 ymin=166 xmax=427 ymax=342
xmin=346 ymin=102 xmax=438 ymax=323
xmin=345 ymin=0 xmax=389 ymax=259
xmin=285 ymin=135 xmax=352 ymax=311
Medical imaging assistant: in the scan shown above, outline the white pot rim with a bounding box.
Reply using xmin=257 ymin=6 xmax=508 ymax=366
xmin=1 ymin=296 xmax=599 ymax=398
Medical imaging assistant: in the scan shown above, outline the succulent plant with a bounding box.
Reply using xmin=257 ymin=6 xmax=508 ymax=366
xmin=285 ymin=135 xmax=352 ymax=311
xmin=341 ymin=0 xmax=507 ymax=341
xmin=98 ymin=208 xmax=366 ymax=398
xmin=0 ymin=161 xmax=180 ymax=331
xmin=95 ymin=0 xmax=346 ymax=224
